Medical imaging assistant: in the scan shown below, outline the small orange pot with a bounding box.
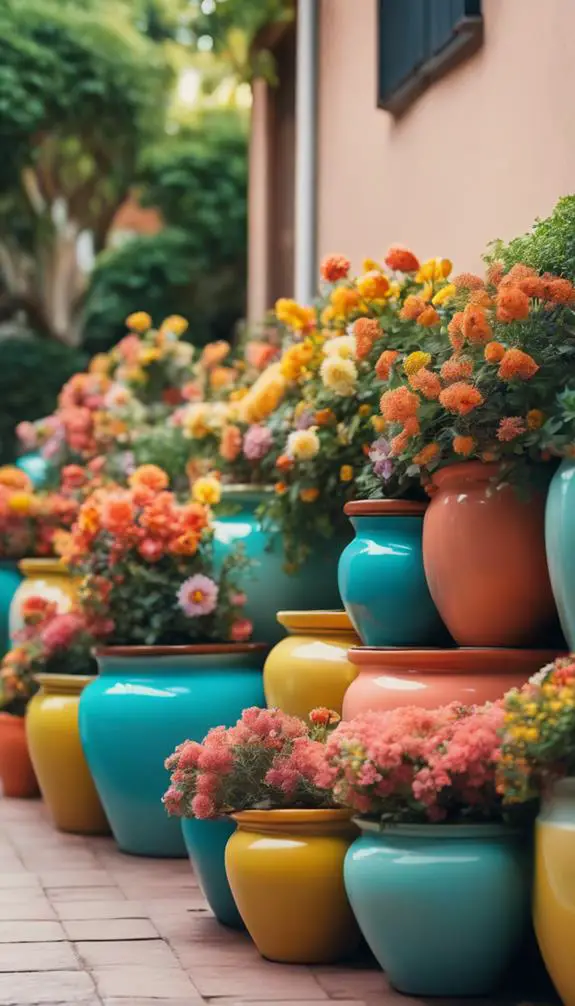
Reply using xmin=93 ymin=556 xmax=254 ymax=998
xmin=0 ymin=713 xmax=39 ymax=798
xmin=423 ymin=463 xmax=557 ymax=646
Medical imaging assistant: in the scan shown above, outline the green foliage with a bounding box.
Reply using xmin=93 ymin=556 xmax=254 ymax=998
xmin=190 ymin=0 xmax=293 ymax=82
xmin=488 ymin=196 xmax=575 ymax=280
xmin=0 ymin=334 xmax=86 ymax=463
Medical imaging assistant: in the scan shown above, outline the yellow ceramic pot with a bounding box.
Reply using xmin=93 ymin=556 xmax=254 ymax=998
xmin=10 ymin=559 xmax=78 ymax=640
xmin=263 ymin=611 xmax=359 ymax=718
xmin=225 ymin=809 xmax=360 ymax=963
xmin=534 ymin=778 xmax=575 ymax=1005
xmin=25 ymin=675 xmax=109 ymax=836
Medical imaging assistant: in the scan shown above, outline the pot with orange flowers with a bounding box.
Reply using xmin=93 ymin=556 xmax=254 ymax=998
xmin=164 ymin=705 xmax=361 ymax=958
xmin=67 ymin=465 xmax=266 ymax=858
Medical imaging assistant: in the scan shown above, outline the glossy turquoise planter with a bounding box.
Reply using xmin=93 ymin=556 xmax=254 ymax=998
xmin=79 ymin=644 xmax=266 ymax=858
xmin=338 ymin=500 xmax=445 ymax=647
xmin=546 ymin=458 xmax=575 ymax=648
xmin=16 ymin=452 xmax=48 ymax=489
xmin=181 ymin=817 xmax=243 ymax=929
xmin=344 ymin=820 xmax=530 ymax=996
xmin=214 ymin=487 xmax=348 ymax=645
xmin=0 ymin=562 xmax=23 ymax=660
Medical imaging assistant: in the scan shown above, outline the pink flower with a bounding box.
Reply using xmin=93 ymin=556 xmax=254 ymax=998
xmin=191 ymin=793 xmax=216 ymax=819
xmin=496 ymin=417 xmax=526 ymax=442
xmin=16 ymin=421 xmax=38 ymax=450
xmin=230 ymin=592 xmax=247 ymax=607
xmin=243 ymin=424 xmax=273 ymax=461
xmin=230 ymin=619 xmax=253 ymax=642
xmin=177 ymin=574 xmax=219 ymax=617
xmin=138 ymin=538 xmax=164 ymax=562
xmin=41 ymin=613 xmax=85 ymax=652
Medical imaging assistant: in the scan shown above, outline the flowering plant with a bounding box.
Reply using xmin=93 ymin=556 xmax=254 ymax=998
xmin=315 ymin=703 xmax=505 ymax=824
xmin=64 ymin=464 xmax=253 ymax=646
xmin=0 ymin=597 xmax=95 ymax=716
xmin=497 ymin=655 xmax=575 ymax=806
xmin=0 ymin=467 xmax=84 ymax=560
xmin=163 ymin=706 xmax=341 ymax=819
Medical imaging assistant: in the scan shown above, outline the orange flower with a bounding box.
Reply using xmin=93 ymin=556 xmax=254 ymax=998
xmin=390 ymin=431 xmax=409 ymax=456
xmin=469 ymin=290 xmax=493 ymax=308
xmin=439 ymin=382 xmax=484 ymax=415
xmin=331 ymin=286 xmax=361 ymax=318
xmin=486 ymin=262 xmax=504 ymax=287
xmin=354 ymin=317 xmax=382 ymax=359
xmin=200 ymin=340 xmax=230 ymax=368
xmin=357 ymin=271 xmax=390 ymax=300
xmin=300 ymin=487 xmax=320 ymax=503
xmin=245 ymin=341 xmax=277 ymax=370
xmin=220 ymin=424 xmax=242 ymax=462
xmin=400 ymin=295 xmax=427 ymax=321
xmin=496 ymin=287 xmax=530 ymax=322
xmin=375 ymin=350 xmax=399 ymax=381
xmin=453 ymin=435 xmax=475 ymax=456
xmin=321 ymin=255 xmax=351 ymax=283
xmin=440 ymin=356 xmax=473 ymax=383
xmin=276 ymin=454 xmax=294 ymax=472
xmin=527 ymin=409 xmax=544 ymax=430
xmin=380 ymin=387 xmax=420 ymax=423
xmin=409 ymin=368 xmax=441 ymax=400
xmin=210 ymin=366 xmax=236 ymax=390
xmin=462 ymin=305 xmax=492 ymax=344
xmin=499 ymin=264 xmax=537 ymax=288
xmin=169 ymin=531 xmax=199 ymax=556
xmin=314 ymin=408 xmax=335 ymax=426
xmin=413 ymin=443 xmax=440 ymax=466
xmin=544 ymin=277 xmax=575 ymax=304
xmin=129 ymin=465 xmax=169 ymax=493
xmin=447 ymin=312 xmax=465 ymax=350
xmin=274 ymin=481 xmax=288 ymax=495
xmin=498 ymin=348 xmax=539 ymax=381
xmin=452 ymin=273 xmax=484 ymax=291
xmin=484 ymin=341 xmax=506 ymax=363
xmin=404 ymin=416 xmax=420 ymax=436
xmin=517 ymin=276 xmax=545 ymax=299
xmin=101 ymin=494 xmax=135 ymax=533
xmin=497 ymin=417 xmax=526 ymax=442
xmin=417 ymin=306 xmax=441 ymax=327
xmin=385 ymin=246 xmax=420 ymax=272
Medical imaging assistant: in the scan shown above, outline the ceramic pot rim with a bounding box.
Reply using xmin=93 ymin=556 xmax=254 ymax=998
xmin=276 ymin=610 xmax=355 ymax=635
xmin=431 ymin=461 xmax=501 ymax=489
xmin=353 ymin=818 xmax=518 ymax=839
xmin=232 ymin=808 xmax=353 ymax=826
xmin=19 ymin=557 xmax=69 ymax=577
xmin=34 ymin=673 xmax=95 ymax=693
xmin=347 ymin=647 xmax=563 ymax=672
xmin=95 ymin=642 xmax=268 ymax=658
xmin=344 ymin=499 xmax=427 ymax=518
xmin=221 ymin=484 xmax=273 ymax=497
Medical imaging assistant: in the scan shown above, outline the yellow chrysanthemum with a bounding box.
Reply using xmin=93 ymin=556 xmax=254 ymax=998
xmin=89 ymin=353 xmax=111 ymax=375
xmin=319 ymin=355 xmax=358 ymax=397
xmin=126 ymin=311 xmax=152 ymax=333
xmin=340 ymin=465 xmax=354 ymax=482
xmin=362 ymin=258 xmax=382 ymax=272
xmin=287 ymin=429 xmax=320 ymax=461
xmin=371 ymin=416 xmax=386 ymax=434
xmin=432 ymin=283 xmax=457 ymax=307
xmin=280 ymin=342 xmax=314 ymax=381
xmin=192 ymin=476 xmax=221 ymax=507
xmin=403 ymin=351 xmax=432 ymax=375
xmin=7 ymin=492 xmax=34 ymax=515
xmin=322 ymin=335 xmax=356 ymax=360
xmin=275 ymin=298 xmax=315 ymax=331
xmin=160 ymin=315 xmax=188 ymax=337
xmin=139 ymin=347 xmax=162 ymax=366
xmin=356 ymin=271 xmax=390 ymax=300
xmin=240 ymin=364 xmax=286 ymax=423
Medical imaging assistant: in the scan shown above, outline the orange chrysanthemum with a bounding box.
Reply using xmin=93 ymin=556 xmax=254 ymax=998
xmin=321 ymin=255 xmax=351 ymax=283
xmin=400 ymin=296 xmax=427 ymax=321
xmin=354 ymin=317 xmax=382 ymax=360
xmin=527 ymin=409 xmax=544 ymax=430
xmin=498 ymin=348 xmax=539 ymax=381
xmin=497 ymin=417 xmax=526 ymax=442
xmin=469 ymin=290 xmax=493 ymax=308
xmin=439 ymin=382 xmax=484 ymax=416
xmin=440 ymin=356 xmax=473 ymax=383
xmin=462 ymin=304 xmax=492 ymax=344
xmin=517 ymin=276 xmax=546 ymax=299
xmin=453 ymin=435 xmax=475 ymax=457
xmin=129 ymin=464 xmax=169 ymax=493
xmin=447 ymin=311 xmax=465 ymax=350
xmin=499 ymin=264 xmax=537 ymax=288
xmin=543 ymin=277 xmax=575 ymax=304
xmin=385 ymin=246 xmax=420 ymax=273
xmin=484 ymin=341 xmax=506 ymax=363
xmin=496 ymin=287 xmax=530 ymax=322
xmin=452 ymin=273 xmax=485 ymax=291
xmin=486 ymin=262 xmax=504 ymax=287
xmin=375 ymin=350 xmax=399 ymax=381
xmin=409 ymin=368 xmax=441 ymax=400
xmin=413 ymin=443 xmax=440 ymax=466
xmin=417 ymin=306 xmax=441 ymax=327
xmin=380 ymin=386 xmax=420 ymax=423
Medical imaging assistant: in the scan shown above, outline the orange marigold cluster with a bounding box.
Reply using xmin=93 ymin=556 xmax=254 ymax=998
xmin=385 ymin=246 xmax=420 ymax=273
xmin=321 ymin=255 xmax=351 ymax=283
xmin=409 ymin=368 xmax=441 ymax=400
xmin=462 ymin=305 xmax=492 ymax=344
xmin=440 ymin=356 xmax=474 ymax=383
xmin=543 ymin=276 xmax=575 ymax=304
xmin=496 ymin=287 xmax=530 ymax=322
xmin=484 ymin=341 xmax=506 ymax=363
xmin=486 ymin=262 xmax=504 ymax=287
xmin=452 ymin=273 xmax=484 ymax=291
xmin=417 ymin=306 xmax=441 ymax=327
xmin=380 ymin=387 xmax=419 ymax=423
xmin=439 ymin=382 xmax=484 ymax=416
xmin=497 ymin=348 xmax=539 ymax=381
xmin=354 ymin=318 xmax=382 ymax=360
xmin=413 ymin=443 xmax=440 ymax=466
xmin=453 ymin=435 xmax=475 ymax=457
xmin=375 ymin=350 xmax=399 ymax=381
xmin=447 ymin=312 xmax=465 ymax=350
xmin=400 ymin=296 xmax=427 ymax=321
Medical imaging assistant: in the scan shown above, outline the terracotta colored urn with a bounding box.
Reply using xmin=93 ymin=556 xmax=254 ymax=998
xmin=0 ymin=713 xmax=39 ymax=798
xmin=342 ymin=648 xmax=562 ymax=720
xmin=423 ymin=463 xmax=557 ymax=647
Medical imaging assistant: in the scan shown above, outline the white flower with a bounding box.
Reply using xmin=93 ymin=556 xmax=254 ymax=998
xmin=287 ymin=428 xmax=320 ymax=461
xmin=323 ymin=335 xmax=356 ymax=360
xmin=320 ymin=355 xmax=357 ymax=397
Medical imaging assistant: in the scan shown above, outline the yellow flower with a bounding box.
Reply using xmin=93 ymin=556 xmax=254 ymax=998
xmin=89 ymin=353 xmax=111 ymax=375
xmin=323 ymin=335 xmax=356 ymax=359
xmin=340 ymin=465 xmax=354 ymax=482
xmin=192 ymin=476 xmax=221 ymax=506
xmin=358 ymin=404 xmax=371 ymax=417
xmin=388 ymin=281 xmax=401 ymax=299
xmin=404 ymin=351 xmax=432 ymax=375
xmin=356 ymin=271 xmax=390 ymax=300
xmin=287 ymin=429 xmax=320 ymax=461
xmin=280 ymin=342 xmax=314 ymax=381
xmin=275 ymin=299 xmax=315 ymax=331
xmin=321 ymin=306 xmax=336 ymax=326
xmin=420 ymin=281 xmax=433 ymax=302
xmin=330 ymin=286 xmax=361 ymax=319
xmin=139 ymin=346 xmax=162 ymax=366
xmin=416 ymin=258 xmax=452 ymax=284
xmin=362 ymin=258 xmax=382 ymax=272
xmin=320 ymin=355 xmax=358 ymax=397
xmin=438 ymin=258 xmax=453 ymax=279
xmin=126 ymin=311 xmax=152 ymax=333
xmin=182 ymin=404 xmax=210 ymax=440
xmin=240 ymin=364 xmax=286 ymax=423
xmin=300 ymin=487 xmax=320 ymax=503
xmin=7 ymin=491 xmax=33 ymax=514
xmin=432 ymin=283 xmax=456 ymax=307
xmin=125 ymin=366 xmax=147 ymax=385
xmin=371 ymin=416 xmax=386 ymax=433
xmin=160 ymin=315 xmax=188 ymax=337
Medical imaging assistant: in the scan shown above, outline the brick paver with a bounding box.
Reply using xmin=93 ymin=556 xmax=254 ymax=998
xmin=0 ymin=797 xmax=558 ymax=1005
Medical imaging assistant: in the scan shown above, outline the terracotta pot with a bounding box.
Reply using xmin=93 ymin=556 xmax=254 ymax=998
xmin=342 ymin=647 xmax=562 ymax=720
xmin=0 ymin=713 xmax=39 ymax=798
xmin=423 ymin=463 xmax=557 ymax=646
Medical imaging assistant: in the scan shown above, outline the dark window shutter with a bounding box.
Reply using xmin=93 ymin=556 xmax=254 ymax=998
xmin=378 ymin=0 xmax=427 ymax=103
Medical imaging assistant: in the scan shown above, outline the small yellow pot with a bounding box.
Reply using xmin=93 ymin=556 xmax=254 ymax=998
xmin=25 ymin=675 xmax=109 ymax=836
xmin=225 ymin=809 xmax=360 ymax=964
xmin=10 ymin=559 xmax=79 ymax=640
xmin=263 ymin=611 xmax=359 ymax=719
xmin=534 ymin=778 xmax=575 ymax=1005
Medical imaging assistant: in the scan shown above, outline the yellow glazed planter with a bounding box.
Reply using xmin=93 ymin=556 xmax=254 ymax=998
xmin=225 ymin=809 xmax=361 ymax=964
xmin=263 ymin=611 xmax=359 ymax=718
xmin=25 ymin=675 xmax=109 ymax=836
xmin=10 ymin=559 xmax=78 ymax=641
xmin=534 ymin=777 xmax=575 ymax=1006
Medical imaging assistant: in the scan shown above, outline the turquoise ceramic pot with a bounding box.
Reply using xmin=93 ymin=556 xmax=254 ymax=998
xmin=338 ymin=500 xmax=445 ymax=647
xmin=0 ymin=562 xmax=23 ymax=659
xmin=214 ymin=487 xmax=348 ymax=645
xmin=79 ymin=644 xmax=266 ymax=858
xmin=16 ymin=452 xmax=48 ymax=489
xmin=344 ymin=820 xmax=529 ymax=996
xmin=546 ymin=458 xmax=575 ymax=648
xmin=181 ymin=817 xmax=243 ymax=929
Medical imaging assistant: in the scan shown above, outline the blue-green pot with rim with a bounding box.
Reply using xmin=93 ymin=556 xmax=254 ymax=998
xmin=214 ymin=486 xmax=349 ymax=645
xmin=338 ymin=499 xmax=445 ymax=647
xmin=344 ymin=820 xmax=530 ymax=996
xmin=0 ymin=561 xmax=23 ymax=660
xmin=78 ymin=644 xmax=267 ymax=858
xmin=545 ymin=458 xmax=575 ymax=648
xmin=181 ymin=817 xmax=243 ymax=929
xmin=16 ymin=452 xmax=49 ymax=489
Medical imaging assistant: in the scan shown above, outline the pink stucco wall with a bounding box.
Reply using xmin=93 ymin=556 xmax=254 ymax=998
xmin=317 ymin=0 xmax=575 ymax=273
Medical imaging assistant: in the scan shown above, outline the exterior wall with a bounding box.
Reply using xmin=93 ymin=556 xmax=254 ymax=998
xmin=317 ymin=0 xmax=575 ymax=273
xmin=248 ymin=79 xmax=271 ymax=324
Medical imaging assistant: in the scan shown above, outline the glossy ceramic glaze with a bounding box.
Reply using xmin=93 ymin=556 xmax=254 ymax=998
xmin=225 ymin=809 xmax=360 ymax=964
xmin=342 ymin=647 xmax=562 ymax=719
xmin=344 ymin=820 xmax=529 ymax=996
xmin=181 ymin=817 xmax=243 ymax=929
xmin=214 ymin=487 xmax=348 ymax=644
xmin=338 ymin=500 xmax=444 ymax=647
xmin=10 ymin=559 xmax=78 ymax=642
xmin=0 ymin=561 xmax=22 ymax=659
xmin=79 ymin=645 xmax=266 ymax=857
xmin=546 ymin=459 xmax=575 ymax=649
xmin=0 ymin=713 xmax=38 ymax=798
xmin=26 ymin=675 xmax=109 ymax=835
xmin=16 ymin=452 xmax=48 ymax=489
xmin=534 ymin=778 xmax=575 ymax=1006
xmin=423 ymin=463 xmax=557 ymax=646
xmin=263 ymin=611 xmax=359 ymax=718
